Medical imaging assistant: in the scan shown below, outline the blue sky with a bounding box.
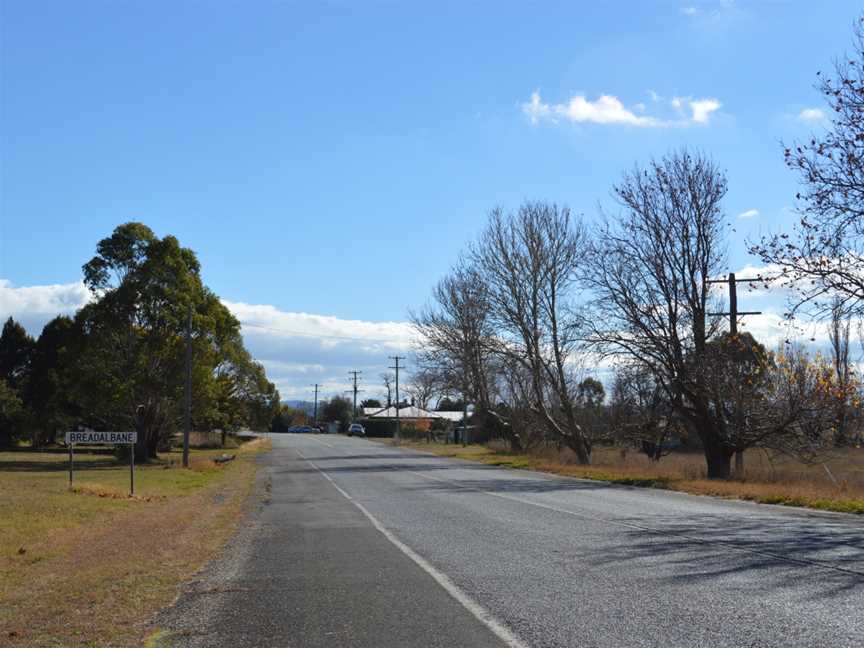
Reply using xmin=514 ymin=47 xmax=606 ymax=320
xmin=1 ymin=0 xmax=859 ymax=399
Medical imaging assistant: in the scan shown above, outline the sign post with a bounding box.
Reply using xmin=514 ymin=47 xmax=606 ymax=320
xmin=64 ymin=432 xmax=138 ymax=496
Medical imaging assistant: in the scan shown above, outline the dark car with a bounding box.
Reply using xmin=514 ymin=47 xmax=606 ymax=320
xmin=286 ymin=425 xmax=318 ymax=433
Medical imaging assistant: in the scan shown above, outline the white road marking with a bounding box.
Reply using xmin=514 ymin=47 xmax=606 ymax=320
xmin=295 ymin=449 xmax=530 ymax=648
xmin=301 ymin=435 xmax=334 ymax=448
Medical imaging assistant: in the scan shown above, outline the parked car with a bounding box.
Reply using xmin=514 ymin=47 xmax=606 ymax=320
xmin=347 ymin=423 xmax=365 ymax=437
xmin=287 ymin=425 xmax=315 ymax=433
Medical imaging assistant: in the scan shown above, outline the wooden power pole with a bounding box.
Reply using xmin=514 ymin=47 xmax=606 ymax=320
xmin=388 ymin=356 xmax=405 ymax=442
xmin=311 ymin=384 xmax=321 ymax=426
xmin=707 ymin=272 xmax=763 ymax=477
xmin=347 ymin=370 xmax=363 ymax=422
xmin=183 ymin=303 xmax=192 ymax=469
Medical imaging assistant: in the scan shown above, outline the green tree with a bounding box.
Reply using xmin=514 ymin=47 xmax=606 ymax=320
xmin=0 ymin=317 xmax=34 ymax=392
xmin=0 ymin=318 xmax=34 ymax=446
xmin=576 ymin=378 xmax=605 ymax=408
xmin=320 ymin=396 xmax=352 ymax=424
xmin=271 ymin=405 xmax=308 ymax=431
xmin=24 ymin=316 xmax=76 ymax=447
xmin=73 ymin=224 xmax=196 ymax=460
xmin=0 ymin=379 xmax=24 ymax=448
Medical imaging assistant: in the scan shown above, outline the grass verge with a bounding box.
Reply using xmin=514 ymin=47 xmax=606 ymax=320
xmin=379 ymin=440 xmax=864 ymax=515
xmin=0 ymin=438 xmax=270 ymax=647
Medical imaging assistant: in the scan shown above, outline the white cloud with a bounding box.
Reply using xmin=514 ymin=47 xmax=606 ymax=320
xmin=523 ymin=91 xmax=723 ymax=128
xmin=0 ymin=279 xmax=92 ymax=333
xmin=221 ymin=300 xmax=417 ymax=399
xmin=522 ymin=91 xmax=661 ymax=127
xmin=798 ymin=108 xmax=825 ymax=122
xmin=681 ymin=6 xmax=698 ymax=16
xmin=689 ymin=98 xmax=721 ymax=123
xmin=737 ymin=208 xmax=759 ymax=220
xmin=648 ymin=89 xmax=662 ymax=102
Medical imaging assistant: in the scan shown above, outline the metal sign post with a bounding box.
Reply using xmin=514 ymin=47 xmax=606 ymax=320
xmin=64 ymin=432 xmax=138 ymax=495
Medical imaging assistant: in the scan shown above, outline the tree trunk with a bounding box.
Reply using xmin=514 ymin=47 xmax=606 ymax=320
xmin=134 ymin=434 xmax=149 ymax=463
xmin=734 ymin=450 xmax=744 ymax=478
xmin=704 ymin=443 xmax=732 ymax=479
xmin=564 ymin=434 xmax=591 ymax=465
xmin=146 ymin=430 xmax=159 ymax=460
xmin=509 ymin=435 xmax=523 ymax=454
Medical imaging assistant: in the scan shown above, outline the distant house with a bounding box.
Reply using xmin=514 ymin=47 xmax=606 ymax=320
xmin=361 ymin=406 xmax=465 ymax=432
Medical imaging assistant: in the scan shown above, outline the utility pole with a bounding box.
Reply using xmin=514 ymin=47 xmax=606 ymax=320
xmin=183 ymin=303 xmax=192 ymax=469
xmin=347 ymin=371 xmax=363 ymax=421
xmin=312 ymin=384 xmax=321 ymax=426
xmin=388 ymin=356 xmax=405 ymax=442
xmin=462 ymin=366 xmax=469 ymax=447
xmin=707 ymin=272 xmax=763 ymax=477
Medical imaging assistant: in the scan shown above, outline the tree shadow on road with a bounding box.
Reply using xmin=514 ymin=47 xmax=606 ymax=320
xmin=587 ymin=514 xmax=864 ymax=597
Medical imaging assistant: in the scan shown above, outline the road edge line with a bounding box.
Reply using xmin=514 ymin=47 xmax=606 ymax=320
xmin=296 ymin=449 xmax=530 ymax=648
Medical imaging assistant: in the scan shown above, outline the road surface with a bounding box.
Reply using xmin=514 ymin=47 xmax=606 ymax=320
xmin=153 ymin=434 xmax=863 ymax=647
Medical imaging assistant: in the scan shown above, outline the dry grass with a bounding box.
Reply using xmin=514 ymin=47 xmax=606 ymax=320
xmin=382 ymin=440 xmax=864 ymax=515
xmin=0 ymin=437 xmax=270 ymax=647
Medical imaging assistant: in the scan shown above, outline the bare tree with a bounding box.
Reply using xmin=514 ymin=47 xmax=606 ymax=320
xmin=585 ymin=149 xmax=736 ymax=477
xmin=750 ymin=16 xmax=864 ymax=317
xmin=829 ymin=298 xmax=856 ymax=445
xmin=380 ymin=371 xmax=394 ymax=407
xmin=610 ymin=363 xmax=681 ymax=461
xmin=405 ymin=367 xmax=438 ymax=410
xmin=472 ymin=201 xmax=593 ymax=463
xmin=411 ymin=262 xmax=499 ymax=432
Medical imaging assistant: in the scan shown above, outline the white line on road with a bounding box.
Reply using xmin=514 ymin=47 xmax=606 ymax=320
xmin=295 ymin=449 xmax=530 ymax=648
xmin=301 ymin=435 xmax=334 ymax=448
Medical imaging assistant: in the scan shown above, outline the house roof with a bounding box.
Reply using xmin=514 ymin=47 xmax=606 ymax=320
xmin=363 ymin=406 xmax=465 ymax=421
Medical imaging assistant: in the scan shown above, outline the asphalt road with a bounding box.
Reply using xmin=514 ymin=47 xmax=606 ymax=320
xmin=154 ymin=434 xmax=863 ymax=648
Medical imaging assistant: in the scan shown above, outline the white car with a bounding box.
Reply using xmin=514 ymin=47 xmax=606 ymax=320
xmin=347 ymin=423 xmax=365 ymax=437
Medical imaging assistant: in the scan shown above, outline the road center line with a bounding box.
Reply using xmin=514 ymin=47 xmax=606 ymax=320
xmin=404 ymin=467 xmax=864 ymax=579
xmin=295 ymin=449 xmax=530 ymax=648
xmin=302 ymin=435 xmax=334 ymax=448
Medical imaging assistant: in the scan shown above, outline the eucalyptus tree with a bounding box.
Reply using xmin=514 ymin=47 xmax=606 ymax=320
xmin=72 ymin=222 xmax=277 ymax=460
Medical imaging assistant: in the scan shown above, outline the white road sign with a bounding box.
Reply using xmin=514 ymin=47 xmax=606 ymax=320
xmin=65 ymin=431 xmax=137 ymax=445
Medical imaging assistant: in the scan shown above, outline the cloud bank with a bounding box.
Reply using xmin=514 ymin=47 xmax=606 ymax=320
xmin=0 ymin=279 xmax=417 ymax=401
xmin=1 ymin=269 xmax=851 ymax=400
